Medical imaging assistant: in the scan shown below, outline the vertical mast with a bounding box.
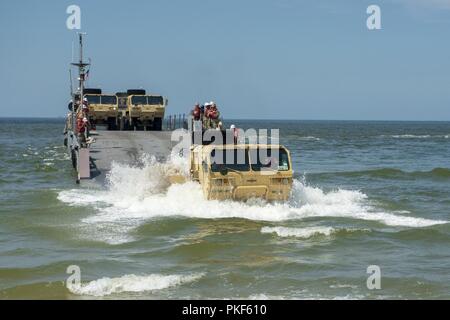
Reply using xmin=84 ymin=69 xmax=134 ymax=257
xmin=79 ymin=32 xmax=85 ymax=102
xmin=71 ymin=32 xmax=89 ymax=105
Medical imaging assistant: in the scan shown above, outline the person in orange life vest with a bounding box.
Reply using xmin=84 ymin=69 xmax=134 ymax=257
xmin=82 ymin=98 xmax=94 ymax=132
xmin=192 ymin=103 xmax=201 ymax=121
xmin=209 ymin=102 xmax=220 ymax=128
xmin=75 ymin=111 xmax=88 ymax=145
xmin=82 ymin=97 xmax=90 ymax=113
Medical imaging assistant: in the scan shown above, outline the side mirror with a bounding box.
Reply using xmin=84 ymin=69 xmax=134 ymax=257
xmin=165 ymin=98 xmax=169 ymax=106
xmin=220 ymin=167 xmax=228 ymax=176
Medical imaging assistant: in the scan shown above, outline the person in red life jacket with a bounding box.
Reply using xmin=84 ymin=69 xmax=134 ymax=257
xmin=211 ymin=103 xmax=220 ymax=118
xmin=192 ymin=103 xmax=201 ymax=121
xmin=76 ymin=111 xmax=87 ymax=145
xmin=204 ymin=102 xmax=211 ymax=117
xmin=82 ymin=97 xmax=90 ymax=113
xmin=75 ymin=103 xmax=91 ymax=145
xmin=209 ymin=102 xmax=220 ymax=129
xmin=81 ymin=98 xmax=95 ymax=132
xmin=76 ymin=116 xmax=88 ymax=133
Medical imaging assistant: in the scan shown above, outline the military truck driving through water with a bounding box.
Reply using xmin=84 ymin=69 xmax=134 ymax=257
xmin=121 ymin=89 xmax=167 ymax=131
xmin=168 ymin=121 xmax=294 ymax=202
xmin=189 ymin=141 xmax=293 ymax=201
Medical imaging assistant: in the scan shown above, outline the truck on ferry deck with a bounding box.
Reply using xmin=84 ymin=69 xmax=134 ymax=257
xmin=84 ymin=88 xmax=119 ymax=130
xmin=121 ymin=89 xmax=167 ymax=131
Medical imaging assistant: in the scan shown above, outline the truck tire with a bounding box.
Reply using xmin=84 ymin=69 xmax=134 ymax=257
xmin=119 ymin=117 xmax=124 ymax=131
xmin=153 ymin=117 xmax=162 ymax=131
xmin=124 ymin=118 xmax=130 ymax=131
xmin=107 ymin=117 xmax=118 ymax=130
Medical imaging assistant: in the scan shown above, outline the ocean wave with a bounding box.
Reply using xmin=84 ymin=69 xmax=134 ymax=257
xmin=68 ymin=273 xmax=203 ymax=297
xmin=57 ymin=155 xmax=447 ymax=244
xmin=383 ymin=134 xmax=449 ymax=139
xmin=260 ymin=226 xmax=368 ymax=239
xmin=298 ymin=136 xmax=321 ymax=141
xmin=316 ymin=167 xmax=450 ymax=180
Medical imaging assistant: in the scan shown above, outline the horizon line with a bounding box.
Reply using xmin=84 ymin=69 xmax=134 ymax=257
xmin=1 ymin=116 xmax=449 ymax=122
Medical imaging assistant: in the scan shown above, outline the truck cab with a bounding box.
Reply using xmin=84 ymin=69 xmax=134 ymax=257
xmin=189 ymin=143 xmax=293 ymax=201
xmin=122 ymin=89 xmax=167 ymax=131
xmin=84 ymin=88 xmax=119 ymax=130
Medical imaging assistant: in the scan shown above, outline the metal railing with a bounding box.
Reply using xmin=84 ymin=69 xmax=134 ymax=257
xmin=165 ymin=113 xmax=188 ymax=130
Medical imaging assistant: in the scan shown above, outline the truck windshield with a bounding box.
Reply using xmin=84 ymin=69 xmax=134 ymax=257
xmin=147 ymin=96 xmax=164 ymax=105
xmin=85 ymin=95 xmax=100 ymax=104
xmin=131 ymin=96 xmax=147 ymax=105
xmin=250 ymin=148 xmax=290 ymax=171
xmin=101 ymin=95 xmax=117 ymax=105
xmin=210 ymin=148 xmax=250 ymax=172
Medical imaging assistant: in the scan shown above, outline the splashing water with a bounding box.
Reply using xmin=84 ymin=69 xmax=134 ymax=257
xmin=57 ymin=154 xmax=447 ymax=244
xmin=260 ymin=226 xmax=370 ymax=239
xmin=69 ymin=273 xmax=204 ymax=297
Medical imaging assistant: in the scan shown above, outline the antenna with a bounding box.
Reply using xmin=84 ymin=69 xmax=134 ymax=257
xmin=69 ymin=69 xmax=73 ymax=96
xmin=71 ymin=32 xmax=89 ymax=102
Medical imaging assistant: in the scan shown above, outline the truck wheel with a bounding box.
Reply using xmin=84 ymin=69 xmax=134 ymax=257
xmin=132 ymin=118 xmax=140 ymax=131
xmin=107 ymin=117 xmax=117 ymax=130
xmin=153 ymin=118 xmax=162 ymax=131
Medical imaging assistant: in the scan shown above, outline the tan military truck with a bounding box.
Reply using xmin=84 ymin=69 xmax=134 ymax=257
xmin=188 ymin=141 xmax=293 ymax=201
xmin=121 ymin=89 xmax=167 ymax=131
xmin=84 ymin=88 xmax=119 ymax=130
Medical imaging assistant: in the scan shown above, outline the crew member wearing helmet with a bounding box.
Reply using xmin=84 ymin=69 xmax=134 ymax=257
xmin=209 ymin=101 xmax=220 ymax=129
xmin=203 ymin=102 xmax=212 ymax=129
xmin=82 ymin=97 xmax=90 ymax=113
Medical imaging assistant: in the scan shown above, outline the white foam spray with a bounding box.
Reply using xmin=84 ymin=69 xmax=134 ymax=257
xmin=260 ymin=226 xmax=368 ymax=239
xmin=57 ymin=153 xmax=447 ymax=244
xmin=69 ymin=273 xmax=203 ymax=297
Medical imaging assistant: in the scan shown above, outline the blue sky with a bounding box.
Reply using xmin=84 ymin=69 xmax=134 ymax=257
xmin=0 ymin=0 xmax=449 ymax=120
